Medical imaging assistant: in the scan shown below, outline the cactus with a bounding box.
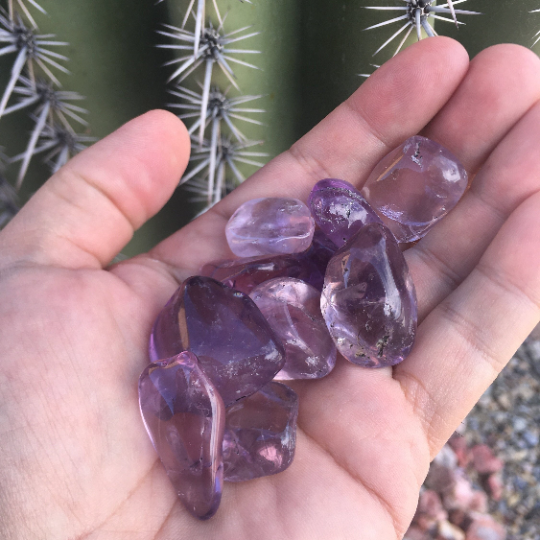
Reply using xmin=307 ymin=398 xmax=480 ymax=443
xmin=0 ymin=0 xmax=539 ymax=253
xmin=158 ymin=0 xmax=263 ymax=211
xmin=364 ymin=1 xmax=481 ymax=57
xmin=0 ymin=151 xmax=17 ymax=226
xmin=0 ymin=0 xmax=91 ymax=197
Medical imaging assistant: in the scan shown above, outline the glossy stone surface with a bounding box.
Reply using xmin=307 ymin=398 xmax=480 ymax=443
xmin=321 ymin=222 xmax=417 ymax=367
xmin=138 ymin=352 xmax=225 ymax=520
xmin=303 ymin=229 xmax=338 ymax=285
xmin=362 ymin=136 xmax=468 ymax=243
xmin=226 ymin=197 xmax=315 ymax=257
xmin=150 ymin=276 xmax=285 ymax=406
xmin=202 ymin=230 xmax=337 ymax=295
xmin=250 ymin=278 xmax=336 ymax=380
xmin=223 ymin=382 xmax=298 ymax=482
xmin=308 ymin=178 xmax=382 ymax=248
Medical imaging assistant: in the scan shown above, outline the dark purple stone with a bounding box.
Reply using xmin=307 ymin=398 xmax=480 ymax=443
xmin=149 ymin=276 xmax=285 ymax=406
xmin=201 ymin=230 xmax=337 ymax=295
xmin=223 ymin=382 xmax=298 ymax=482
xmin=321 ymin=222 xmax=417 ymax=368
xmin=138 ymin=352 xmax=225 ymax=520
xmin=302 ymin=229 xmax=338 ymax=284
xmin=361 ymin=136 xmax=468 ymax=243
xmin=308 ymin=178 xmax=382 ymax=248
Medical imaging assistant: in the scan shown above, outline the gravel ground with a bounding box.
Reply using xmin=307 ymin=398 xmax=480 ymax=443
xmin=461 ymin=336 xmax=540 ymax=540
xmin=404 ymin=334 xmax=540 ymax=540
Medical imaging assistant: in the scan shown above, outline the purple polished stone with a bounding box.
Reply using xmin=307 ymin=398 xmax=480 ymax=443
xmin=225 ymin=197 xmax=315 ymax=257
xmin=150 ymin=276 xmax=285 ymax=406
xmin=201 ymin=230 xmax=337 ymax=295
xmin=321 ymin=222 xmax=417 ymax=368
xmin=201 ymin=254 xmax=316 ymax=295
xmin=302 ymin=229 xmax=338 ymax=285
xmin=223 ymin=382 xmax=298 ymax=482
xmin=138 ymin=352 xmax=225 ymax=520
xmin=308 ymin=178 xmax=382 ymax=248
xmin=250 ymin=278 xmax=336 ymax=380
xmin=361 ymin=136 xmax=468 ymax=243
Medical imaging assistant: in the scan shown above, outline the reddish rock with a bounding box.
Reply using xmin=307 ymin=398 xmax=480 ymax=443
xmin=425 ymin=463 xmax=455 ymax=494
xmin=465 ymin=513 xmax=506 ymax=540
xmin=448 ymin=509 xmax=468 ymax=529
xmin=443 ymin=469 xmax=476 ymax=511
xmin=414 ymin=490 xmax=448 ymax=529
xmin=484 ymin=473 xmax=503 ymax=501
xmin=405 ymin=525 xmax=430 ymax=540
xmin=448 ymin=435 xmax=471 ymax=468
xmin=471 ymin=445 xmax=503 ymax=475
xmin=469 ymin=491 xmax=488 ymax=513
xmin=437 ymin=519 xmax=465 ymax=540
xmin=433 ymin=444 xmax=458 ymax=469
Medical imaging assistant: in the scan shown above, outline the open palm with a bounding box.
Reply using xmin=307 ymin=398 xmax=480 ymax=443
xmin=2 ymin=38 xmax=540 ymax=540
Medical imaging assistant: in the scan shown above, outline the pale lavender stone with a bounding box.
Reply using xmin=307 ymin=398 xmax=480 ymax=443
xmin=225 ymin=197 xmax=315 ymax=257
xmin=201 ymin=230 xmax=337 ymax=295
xmin=321 ymin=222 xmax=417 ymax=368
xmin=149 ymin=276 xmax=285 ymax=406
xmin=361 ymin=136 xmax=468 ymax=243
xmin=138 ymin=352 xmax=225 ymax=520
xmin=308 ymin=178 xmax=382 ymax=247
xmin=250 ymin=278 xmax=336 ymax=380
xmin=223 ymin=382 xmax=298 ymax=482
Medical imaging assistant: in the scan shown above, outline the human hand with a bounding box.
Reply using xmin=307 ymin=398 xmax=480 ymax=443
xmin=1 ymin=37 xmax=540 ymax=540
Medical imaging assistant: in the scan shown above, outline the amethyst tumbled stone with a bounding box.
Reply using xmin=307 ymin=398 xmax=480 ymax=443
xmin=321 ymin=222 xmax=417 ymax=368
xmin=150 ymin=276 xmax=285 ymax=406
xmin=202 ymin=254 xmax=321 ymax=295
xmin=226 ymin=197 xmax=315 ymax=257
xmin=223 ymin=382 xmax=299 ymax=482
xmin=302 ymin=229 xmax=338 ymax=286
xmin=138 ymin=352 xmax=225 ymax=520
xmin=201 ymin=230 xmax=337 ymax=295
xmin=361 ymin=136 xmax=468 ymax=243
xmin=250 ymin=278 xmax=336 ymax=380
xmin=308 ymin=178 xmax=382 ymax=248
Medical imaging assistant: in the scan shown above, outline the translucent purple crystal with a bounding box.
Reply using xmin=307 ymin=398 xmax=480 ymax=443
xmin=308 ymin=178 xmax=382 ymax=248
xmin=361 ymin=136 xmax=468 ymax=243
xmin=138 ymin=352 xmax=225 ymax=520
xmin=223 ymin=382 xmax=298 ymax=482
xmin=149 ymin=276 xmax=285 ymax=406
xmin=303 ymin=229 xmax=338 ymax=284
xmin=321 ymin=222 xmax=417 ymax=368
xmin=202 ymin=230 xmax=337 ymax=295
xmin=201 ymin=254 xmax=317 ymax=295
xmin=226 ymin=198 xmax=315 ymax=257
xmin=250 ymin=278 xmax=336 ymax=380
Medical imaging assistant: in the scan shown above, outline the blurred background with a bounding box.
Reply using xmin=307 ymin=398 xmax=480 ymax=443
xmin=1 ymin=0 xmax=539 ymax=256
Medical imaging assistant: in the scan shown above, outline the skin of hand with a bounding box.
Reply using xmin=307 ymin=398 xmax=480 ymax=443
xmin=1 ymin=37 xmax=540 ymax=540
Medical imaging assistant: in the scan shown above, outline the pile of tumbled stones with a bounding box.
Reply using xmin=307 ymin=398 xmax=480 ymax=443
xmin=138 ymin=135 xmax=469 ymax=520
